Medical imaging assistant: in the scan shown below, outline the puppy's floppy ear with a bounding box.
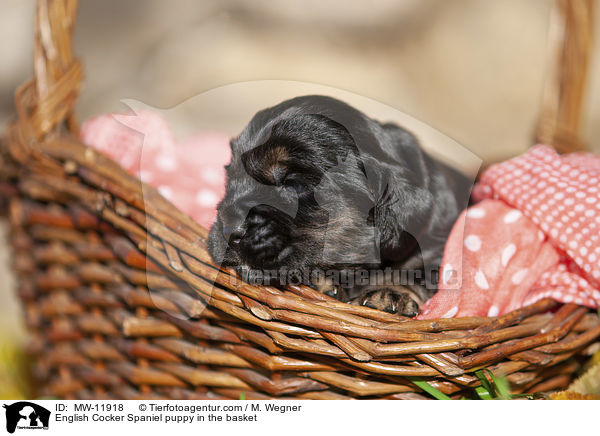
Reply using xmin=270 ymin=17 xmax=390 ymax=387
xmin=359 ymin=124 xmax=436 ymax=257
xmin=370 ymin=159 xmax=434 ymax=250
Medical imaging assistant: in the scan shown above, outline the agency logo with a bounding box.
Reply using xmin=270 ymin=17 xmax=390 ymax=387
xmin=2 ymin=402 xmax=50 ymax=434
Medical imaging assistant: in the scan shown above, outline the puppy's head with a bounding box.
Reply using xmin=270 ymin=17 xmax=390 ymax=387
xmin=208 ymin=95 xmax=433 ymax=285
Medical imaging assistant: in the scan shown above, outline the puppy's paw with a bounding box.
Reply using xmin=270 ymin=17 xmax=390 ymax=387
xmin=311 ymin=276 xmax=349 ymax=301
xmin=322 ymin=285 xmax=348 ymax=301
xmin=240 ymin=206 xmax=291 ymax=266
xmin=350 ymin=287 xmax=422 ymax=316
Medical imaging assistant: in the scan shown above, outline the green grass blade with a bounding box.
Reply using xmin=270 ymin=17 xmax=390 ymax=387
xmin=475 ymin=386 xmax=493 ymax=400
xmin=475 ymin=370 xmax=496 ymax=398
xmin=485 ymin=369 xmax=511 ymax=400
xmin=407 ymin=377 xmax=452 ymax=400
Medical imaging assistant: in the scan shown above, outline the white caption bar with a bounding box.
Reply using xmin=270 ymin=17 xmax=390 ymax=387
xmin=0 ymin=400 xmax=594 ymax=435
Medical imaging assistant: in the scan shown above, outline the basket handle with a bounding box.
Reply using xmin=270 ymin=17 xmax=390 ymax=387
xmin=535 ymin=0 xmax=595 ymax=153
xmin=15 ymin=0 xmax=81 ymax=140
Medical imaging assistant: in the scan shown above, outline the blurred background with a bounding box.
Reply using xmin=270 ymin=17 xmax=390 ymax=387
xmin=1 ymin=0 xmax=599 ymax=396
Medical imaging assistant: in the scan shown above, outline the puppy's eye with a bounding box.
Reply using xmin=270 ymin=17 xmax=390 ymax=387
xmin=283 ymin=176 xmax=308 ymax=194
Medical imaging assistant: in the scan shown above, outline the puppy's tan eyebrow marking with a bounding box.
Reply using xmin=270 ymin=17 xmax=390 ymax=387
xmin=274 ymin=144 xmax=289 ymax=161
xmin=243 ymin=144 xmax=290 ymax=185
xmin=265 ymin=145 xmax=289 ymax=184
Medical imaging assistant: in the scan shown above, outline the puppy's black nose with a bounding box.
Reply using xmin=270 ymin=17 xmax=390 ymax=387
xmin=229 ymin=234 xmax=242 ymax=249
xmin=223 ymin=226 xmax=244 ymax=250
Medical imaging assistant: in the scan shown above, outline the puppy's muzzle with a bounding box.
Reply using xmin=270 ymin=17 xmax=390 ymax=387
xmin=219 ymin=205 xmax=246 ymax=249
xmin=220 ymin=204 xmax=292 ymax=268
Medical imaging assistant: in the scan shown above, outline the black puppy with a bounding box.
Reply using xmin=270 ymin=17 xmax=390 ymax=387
xmin=208 ymin=95 xmax=470 ymax=316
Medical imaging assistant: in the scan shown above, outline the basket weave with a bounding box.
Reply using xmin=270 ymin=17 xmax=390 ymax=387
xmin=1 ymin=0 xmax=599 ymax=400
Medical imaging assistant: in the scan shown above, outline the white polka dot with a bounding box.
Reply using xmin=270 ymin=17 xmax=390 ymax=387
xmin=158 ymin=185 xmax=172 ymax=199
xmin=442 ymin=264 xmax=454 ymax=285
xmin=466 ymin=208 xmax=486 ymax=219
xmin=511 ymin=269 xmax=528 ymax=285
xmin=475 ymin=270 xmax=490 ymax=290
xmin=195 ymin=189 xmax=219 ymax=207
xmin=464 ymin=235 xmax=482 ymax=252
xmin=487 ymin=306 xmax=499 ymax=317
xmin=139 ymin=170 xmax=153 ymax=182
xmin=501 ymin=244 xmax=517 ymax=267
xmin=155 ymin=153 xmax=178 ymax=172
xmin=504 ymin=210 xmax=522 ymax=223
xmin=201 ymin=168 xmax=222 ymax=185
xmin=442 ymin=306 xmax=458 ymax=318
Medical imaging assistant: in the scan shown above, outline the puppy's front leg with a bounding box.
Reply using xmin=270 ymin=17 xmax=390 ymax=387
xmin=310 ymin=270 xmax=427 ymax=316
xmin=349 ymin=285 xmax=428 ymax=317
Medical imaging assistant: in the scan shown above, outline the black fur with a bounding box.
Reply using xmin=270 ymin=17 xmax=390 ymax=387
xmin=208 ymin=95 xmax=470 ymax=315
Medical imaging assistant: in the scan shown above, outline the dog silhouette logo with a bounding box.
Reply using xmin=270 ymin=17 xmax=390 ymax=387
xmin=2 ymin=402 xmax=50 ymax=434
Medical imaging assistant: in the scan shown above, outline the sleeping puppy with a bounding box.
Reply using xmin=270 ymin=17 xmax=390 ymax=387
xmin=208 ymin=95 xmax=470 ymax=316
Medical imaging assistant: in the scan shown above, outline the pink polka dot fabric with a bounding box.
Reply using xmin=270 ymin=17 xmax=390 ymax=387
xmin=419 ymin=145 xmax=600 ymax=319
xmin=80 ymin=111 xmax=231 ymax=229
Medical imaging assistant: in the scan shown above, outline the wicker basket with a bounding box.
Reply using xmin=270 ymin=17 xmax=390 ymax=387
xmin=1 ymin=0 xmax=599 ymax=400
